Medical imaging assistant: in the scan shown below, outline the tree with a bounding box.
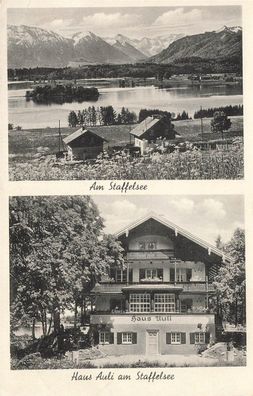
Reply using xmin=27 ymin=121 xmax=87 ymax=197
xmin=68 ymin=111 xmax=78 ymax=127
xmin=211 ymin=111 xmax=232 ymax=139
xmin=10 ymin=196 xmax=124 ymax=337
xmin=215 ymin=234 xmax=223 ymax=250
xmin=213 ymin=228 xmax=245 ymax=325
xmin=77 ymin=110 xmax=84 ymax=126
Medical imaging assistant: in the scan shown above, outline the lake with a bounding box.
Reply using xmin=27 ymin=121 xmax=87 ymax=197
xmin=8 ymin=84 xmax=243 ymax=129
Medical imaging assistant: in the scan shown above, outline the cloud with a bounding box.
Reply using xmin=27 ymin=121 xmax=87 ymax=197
xmin=43 ymin=18 xmax=73 ymax=31
xmin=153 ymin=8 xmax=202 ymax=27
xmin=200 ymin=198 xmax=226 ymax=219
xmin=170 ymin=198 xmax=195 ymax=214
xmin=81 ymin=12 xmax=141 ymax=30
xmin=101 ymin=199 xmax=147 ymax=234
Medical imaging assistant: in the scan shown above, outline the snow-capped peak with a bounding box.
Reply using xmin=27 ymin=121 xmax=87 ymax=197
xmin=72 ymin=31 xmax=101 ymax=45
xmin=216 ymin=25 xmax=242 ymax=34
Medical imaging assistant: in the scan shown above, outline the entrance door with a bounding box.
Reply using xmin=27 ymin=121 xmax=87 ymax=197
xmin=146 ymin=330 xmax=159 ymax=355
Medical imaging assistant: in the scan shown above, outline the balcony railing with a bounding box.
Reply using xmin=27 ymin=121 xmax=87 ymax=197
xmin=91 ymin=307 xmax=216 ymax=315
xmin=99 ymin=280 xmax=215 ymax=292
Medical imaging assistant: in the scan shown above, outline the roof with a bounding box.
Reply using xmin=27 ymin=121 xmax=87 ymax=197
xmin=130 ymin=117 xmax=161 ymax=138
xmin=63 ymin=128 xmax=108 ymax=145
xmin=115 ymin=212 xmax=232 ymax=263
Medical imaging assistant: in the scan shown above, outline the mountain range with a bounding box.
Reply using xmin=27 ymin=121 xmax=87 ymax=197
xmin=7 ymin=24 xmax=242 ymax=68
xmin=149 ymin=26 xmax=242 ymax=63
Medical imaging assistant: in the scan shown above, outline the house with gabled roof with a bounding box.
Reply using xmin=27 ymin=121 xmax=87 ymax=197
xmin=63 ymin=127 xmax=108 ymax=160
xmin=89 ymin=213 xmax=231 ymax=356
xmin=130 ymin=115 xmax=177 ymax=154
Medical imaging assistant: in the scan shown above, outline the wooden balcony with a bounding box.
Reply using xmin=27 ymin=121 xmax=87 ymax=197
xmin=126 ymin=250 xmax=175 ymax=260
xmin=97 ymin=281 xmax=215 ymax=293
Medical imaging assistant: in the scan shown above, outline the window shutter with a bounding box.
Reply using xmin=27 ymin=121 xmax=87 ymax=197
xmin=117 ymin=332 xmax=122 ymax=344
xmin=109 ymin=333 xmax=114 ymax=344
xmin=166 ymin=332 xmax=171 ymax=344
xmin=190 ymin=333 xmax=195 ymax=344
xmin=132 ymin=332 xmax=137 ymax=344
xmin=94 ymin=330 xmax=99 ymax=345
xmin=157 ymin=269 xmax=163 ymax=280
xmin=170 ymin=268 xmax=175 ymax=282
xmin=139 ymin=269 xmax=145 ymax=280
xmin=110 ymin=268 xmax=116 ymax=280
xmin=205 ymin=332 xmax=210 ymax=344
xmin=181 ymin=333 xmax=186 ymax=344
xmin=129 ymin=269 xmax=133 ymax=283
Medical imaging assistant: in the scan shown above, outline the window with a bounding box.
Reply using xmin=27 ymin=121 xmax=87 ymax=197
xmin=170 ymin=268 xmax=192 ymax=282
xmin=176 ymin=268 xmax=187 ymax=282
xmin=99 ymin=332 xmax=110 ymax=344
xmin=195 ymin=332 xmax=205 ymax=344
xmin=166 ymin=332 xmax=186 ymax=344
xmin=147 ymin=241 xmax=157 ymax=250
xmin=139 ymin=268 xmax=163 ymax=281
xmin=116 ymin=269 xmax=127 ymax=283
xmin=138 ymin=241 xmax=157 ymax=250
xmin=154 ymin=294 xmax=175 ymax=312
xmin=115 ymin=269 xmax=133 ymax=283
xmin=129 ymin=293 xmax=150 ymax=312
xmin=122 ymin=332 xmax=132 ymax=344
xmin=171 ymin=332 xmax=181 ymax=344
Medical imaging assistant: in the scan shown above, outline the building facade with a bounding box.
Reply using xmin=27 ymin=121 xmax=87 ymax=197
xmin=90 ymin=214 xmax=230 ymax=356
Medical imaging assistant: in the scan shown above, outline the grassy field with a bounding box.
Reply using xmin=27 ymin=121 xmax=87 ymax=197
xmin=9 ymin=116 xmax=243 ymax=181
xmin=9 ymin=116 xmax=243 ymax=157
xmin=9 ymin=124 xmax=133 ymax=157
xmin=9 ymin=147 xmax=243 ymax=181
xmin=174 ymin=116 xmax=243 ymax=139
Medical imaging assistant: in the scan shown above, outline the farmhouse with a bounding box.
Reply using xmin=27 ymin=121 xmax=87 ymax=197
xmin=90 ymin=213 xmax=231 ymax=356
xmin=63 ymin=125 xmax=135 ymax=160
xmin=63 ymin=127 xmax=108 ymax=160
xmin=130 ymin=115 xmax=177 ymax=155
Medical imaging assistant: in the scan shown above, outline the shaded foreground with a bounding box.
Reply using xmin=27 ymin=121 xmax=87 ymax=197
xmin=11 ymin=352 xmax=246 ymax=370
xmin=9 ymin=148 xmax=244 ymax=181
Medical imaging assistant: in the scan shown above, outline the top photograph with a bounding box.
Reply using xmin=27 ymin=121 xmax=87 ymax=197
xmin=8 ymin=6 xmax=243 ymax=181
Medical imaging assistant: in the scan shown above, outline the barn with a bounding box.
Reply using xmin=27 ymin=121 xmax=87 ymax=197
xmin=63 ymin=127 xmax=108 ymax=160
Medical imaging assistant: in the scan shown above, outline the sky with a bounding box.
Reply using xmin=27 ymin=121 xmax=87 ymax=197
xmin=92 ymin=195 xmax=244 ymax=245
xmin=7 ymin=6 xmax=242 ymax=38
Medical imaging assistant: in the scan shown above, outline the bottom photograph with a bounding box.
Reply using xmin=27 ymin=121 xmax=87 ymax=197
xmin=9 ymin=195 xmax=246 ymax=369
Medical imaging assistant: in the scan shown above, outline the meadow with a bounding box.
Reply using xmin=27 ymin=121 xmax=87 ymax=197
xmin=9 ymin=146 xmax=243 ymax=181
xmin=9 ymin=116 xmax=243 ymax=181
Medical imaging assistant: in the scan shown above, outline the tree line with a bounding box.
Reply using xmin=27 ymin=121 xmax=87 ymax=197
xmin=26 ymin=84 xmax=99 ymax=104
xmin=8 ymin=55 xmax=242 ymax=82
xmin=194 ymin=105 xmax=243 ymax=119
xmin=138 ymin=108 xmax=190 ymax=122
xmin=10 ymin=196 xmax=124 ymax=338
xmin=68 ymin=106 xmax=137 ymax=127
